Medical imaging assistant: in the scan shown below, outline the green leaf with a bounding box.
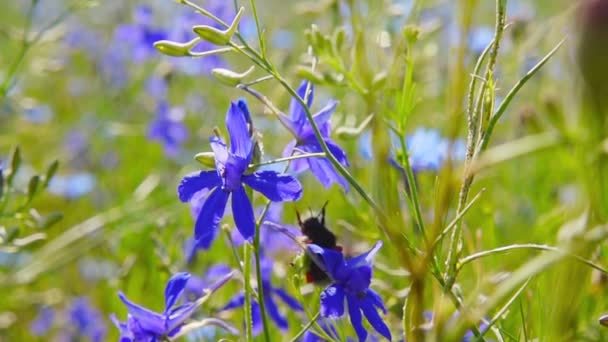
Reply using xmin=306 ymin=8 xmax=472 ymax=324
xmin=42 ymin=160 xmax=59 ymax=189
xmin=26 ymin=175 xmax=40 ymax=204
xmin=6 ymin=146 xmax=21 ymax=185
xmin=39 ymin=212 xmax=63 ymax=229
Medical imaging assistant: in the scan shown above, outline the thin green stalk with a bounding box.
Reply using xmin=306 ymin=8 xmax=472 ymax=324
xmin=249 ymin=153 xmax=326 ymax=169
xmin=397 ymin=132 xmax=427 ymax=244
xmin=457 ymin=243 xmax=608 ymax=274
xmin=473 ymin=279 xmax=530 ymax=342
xmin=243 ymin=243 xmax=254 ymax=341
xmin=478 ymin=38 xmax=566 ymax=152
xmin=0 ymin=0 xmax=37 ymax=98
xmin=249 ymin=0 xmax=266 ymax=57
xmin=253 ymin=208 xmax=272 ymax=342
xmin=289 ymin=312 xmax=321 ymax=342
xmin=444 ymin=0 xmax=507 ymax=290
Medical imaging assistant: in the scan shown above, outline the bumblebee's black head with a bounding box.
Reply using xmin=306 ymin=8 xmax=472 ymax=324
xmin=297 ymin=202 xmax=337 ymax=249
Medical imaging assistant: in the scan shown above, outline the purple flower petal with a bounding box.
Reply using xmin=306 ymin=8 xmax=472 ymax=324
xmin=346 ymin=295 xmax=367 ymax=342
xmin=110 ymin=314 xmax=134 ymax=342
xmin=264 ymin=294 xmax=288 ymax=330
xmin=226 ymin=101 xmax=252 ymax=159
xmin=231 ymin=185 xmax=255 ymax=242
xmin=346 ymin=241 xmax=383 ymax=269
xmin=273 ymin=288 xmax=304 ymax=311
xmin=326 ymin=139 xmax=350 ymax=167
xmin=210 ymin=136 xmax=228 ymax=169
xmin=360 ymin=293 xmax=391 ymax=341
xmin=177 ymin=171 xmax=221 ymax=202
xmin=282 ymin=140 xmax=309 ymax=173
xmin=312 ymin=99 xmax=338 ymax=128
xmin=164 ymin=272 xmax=191 ymax=312
xmin=289 ymin=81 xmax=314 ymax=126
xmin=243 ymin=171 xmax=303 ymax=202
xmin=251 ymin=301 xmax=263 ymax=337
xmin=194 ymin=188 xmax=229 ymax=249
xmin=166 ymin=302 xmax=198 ymax=334
xmin=320 ymin=284 xmax=345 ymax=318
xmin=307 ymin=244 xmax=345 ymax=279
xmin=221 ymin=293 xmax=245 ymax=311
xmin=118 ymin=292 xmax=165 ymax=334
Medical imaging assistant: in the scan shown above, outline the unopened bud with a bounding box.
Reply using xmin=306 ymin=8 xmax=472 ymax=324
xmin=194 ymin=152 xmax=216 ymax=169
xmin=154 ymin=38 xmax=198 ymax=57
xmin=211 ymin=66 xmax=255 ymax=87
xmin=193 ymin=7 xmax=244 ymax=45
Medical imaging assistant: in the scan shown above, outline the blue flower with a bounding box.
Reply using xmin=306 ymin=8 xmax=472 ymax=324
xmin=177 ymin=99 xmax=303 ymax=249
xmin=30 ymin=306 xmax=54 ymax=337
xmin=113 ymin=5 xmax=167 ymax=64
xmin=148 ymin=101 xmax=189 ymax=157
xmin=111 ymin=273 xmax=200 ymax=341
xmin=48 ymin=173 xmax=96 ymax=199
xmin=184 ymin=264 xmax=232 ymax=299
xmin=221 ymin=257 xmax=303 ymax=335
xmin=281 ymin=81 xmax=350 ymax=190
xmin=307 ymin=241 xmax=391 ymax=342
xmin=65 ymin=298 xmax=107 ymax=342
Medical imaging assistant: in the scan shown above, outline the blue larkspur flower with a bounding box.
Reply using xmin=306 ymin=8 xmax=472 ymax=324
xmin=280 ymin=81 xmax=350 ymax=190
xmin=307 ymin=241 xmax=391 ymax=342
xmin=64 ymin=298 xmax=107 ymax=342
xmin=148 ymin=101 xmax=189 ymax=157
xmin=30 ymin=306 xmax=54 ymax=337
xmin=184 ymin=264 xmax=232 ymax=299
xmin=221 ymin=257 xmax=303 ymax=335
xmin=177 ymin=99 xmax=303 ymax=249
xmin=111 ymin=272 xmax=209 ymax=341
xmin=48 ymin=173 xmax=96 ymax=199
xmin=113 ymin=5 xmax=167 ymax=64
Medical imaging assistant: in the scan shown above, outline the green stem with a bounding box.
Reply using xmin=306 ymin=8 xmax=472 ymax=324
xmin=457 ymin=243 xmax=608 ymax=274
xmin=478 ymin=38 xmax=566 ymax=152
xmin=249 ymin=0 xmax=266 ymax=57
xmin=243 ymin=244 xmax=254 ymax=341
xmin=249 ymin=152 xmax=326 ymax=169
xmin=444 ymin=0 xmax=506 ymax=290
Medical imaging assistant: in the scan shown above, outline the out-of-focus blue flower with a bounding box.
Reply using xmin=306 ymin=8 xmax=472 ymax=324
xmin=302 ymin=319 xmax=341 ymax=342
xmin=360 ymin=128 xmax=465 ymax=172
xmin=78 ymin=258 xmax=117 ymax=283
xmin=111 ymin=272 xmax=196 ymax=341
xmin=177 ymin=99 xmax=303 ymax=250
xmin=148 ymin=101 xmax=189 ymax=157
xmin=30 ymin=306 xmax=54 ymax=337
xmin=113 ymin=5 xmax=167 ymax=64
xmin=468 ymin=26 xmax=494 ymax=55
xmin=48 ymin=173 xmax=96 ymax=199
xmin=185 ymin=264 xmax=232 ymax=299
xmin=422 ymin=310 xmax=490 ymax=342
xmin=405 ymin=128 xmax=466 ymax=171
xmin=221 ymin=257 xmax=303 ymax=335
xmin=231 ymin=203 xmax=301 ymax=255
xmin=65 ymin=298 xmax=107 ymax=342
xmin=112 ymin=271 xmax=234 ymax=341
xmin=405 ymin=128 xmax=448 ymax=171
xmin=280 ymin=81 xmax=350 ymax=191
xmin=23 ymin=104 xmax=53 ymax=123
xmin=307 ymin=241 xmax=391 ymax=342
xmin=145 ymin=75 xmax=168 ymax=100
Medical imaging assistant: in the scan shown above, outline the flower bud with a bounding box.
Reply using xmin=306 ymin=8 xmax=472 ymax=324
xmin=154 ymin=39 xmax=197 ymax=57
xmin=193 ymin=7 xmax=244 ymax=46
xmin=194 ymin=152 xmax=216 ymax=169
xmin=211 ymin=66 xmax=255 ymax=87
